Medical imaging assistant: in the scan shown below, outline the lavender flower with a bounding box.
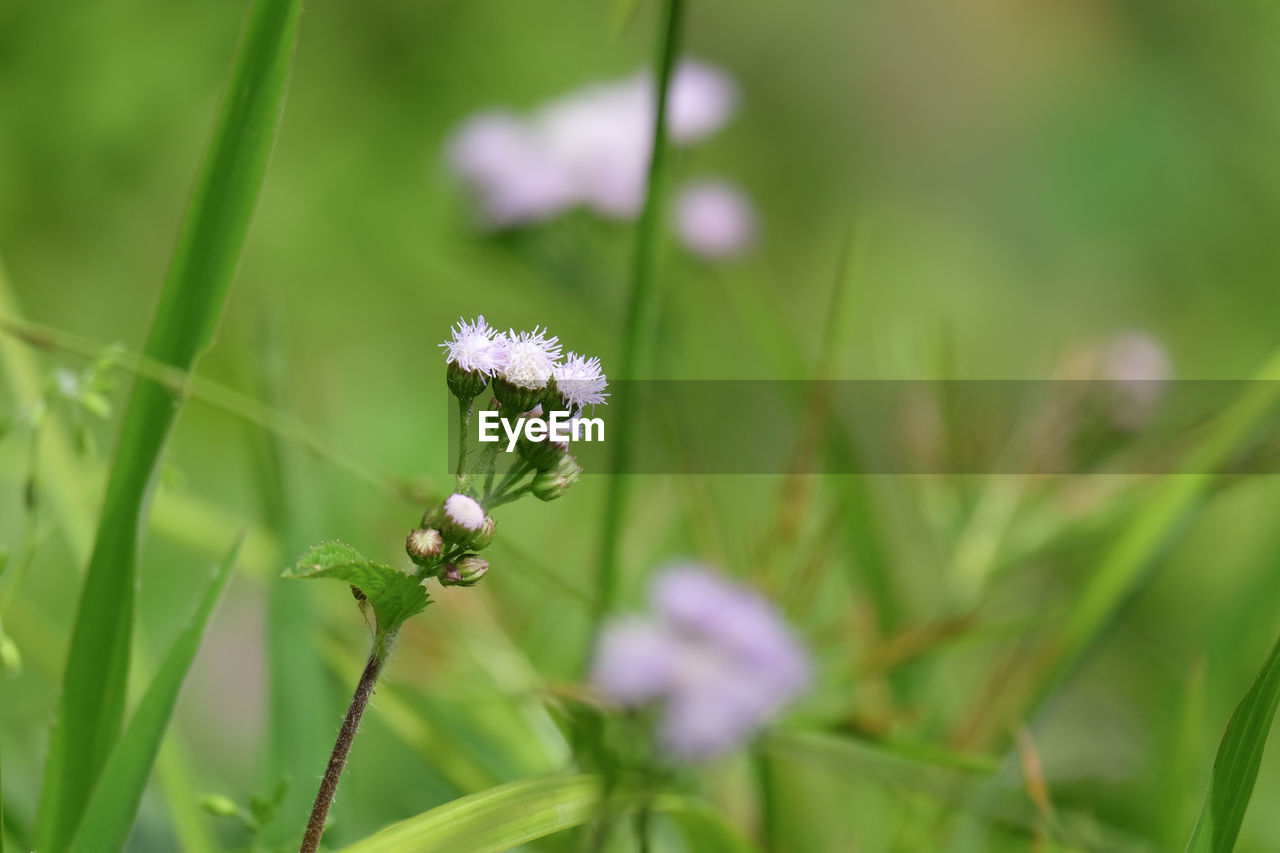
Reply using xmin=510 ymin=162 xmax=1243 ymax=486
xmin=553 ymin=352 xmax=609 ymax=409
xmin=672 ymin=179 xmax=759 ymax=260
xmin=446 ymin=60 xmax=740 ymax=228
xmin=1103 ymin=331 xmax=1172 ymax=430
xmin=500 ymin=327 xmax=562 ymax=390
xmin=591 ymin=564 xmax=810 ymax=761
xmin=440 ymin=315 xmax=508 ymax=377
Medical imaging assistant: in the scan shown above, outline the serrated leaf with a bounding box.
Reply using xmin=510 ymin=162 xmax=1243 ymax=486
xmin=66 ymin=537 xmax=242 ymax=853
xmin=1186 ymin=632 xmax=1280 ymax=853
xmin=286 ymin=541 xmax=429 ymax=631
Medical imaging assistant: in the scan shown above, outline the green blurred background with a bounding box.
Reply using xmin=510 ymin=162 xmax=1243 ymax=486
xmin=5 ymin=0 xmax=1280 ymax=850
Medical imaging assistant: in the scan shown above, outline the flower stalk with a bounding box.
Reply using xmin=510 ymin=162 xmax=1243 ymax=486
xmin=300 ymin=630 xmax=394 ymax=853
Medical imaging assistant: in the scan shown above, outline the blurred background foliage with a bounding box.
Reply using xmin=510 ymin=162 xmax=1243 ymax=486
xmin=5 ymin=0 xmax=1280 ymax=850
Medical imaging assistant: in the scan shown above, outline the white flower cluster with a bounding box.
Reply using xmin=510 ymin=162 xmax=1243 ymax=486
xmin=446 ymin=60 xmax=758 ymax=259
xmin=441 ymin=315 xmax=608 ymax=410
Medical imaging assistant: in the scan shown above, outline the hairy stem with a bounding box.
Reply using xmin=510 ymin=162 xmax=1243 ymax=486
xmin=300 ymin=631 xmax=392 ymax=853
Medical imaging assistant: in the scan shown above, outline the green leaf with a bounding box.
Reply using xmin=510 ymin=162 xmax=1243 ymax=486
xmin=1186 ymin=633 xmax=1280 ymax=853
xmin=35 ymin=0 xmax=303 ymax=847
xmin=66 ymin=537 xmax=242 ymax=853
xmin=335 ymin=773 xmax=724 ymax=853
xmin=286 ymin=541 xmax=430 ymax=631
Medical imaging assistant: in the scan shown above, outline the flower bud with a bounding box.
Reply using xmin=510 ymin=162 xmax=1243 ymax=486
xmin=516 ymin=430 xmax=568 ymax=471
xmin=199 ymin=794 xmax=242 ymax=819
xmin=491 ymin=376 xmax=544 ymax=415
xmin=406 ymin=528 xmax=444 ymax=566
xmin=532 ymin=453 xmax=582 ymax=501
xmin=440 ymin=554 xmax=489 ymax=587
xmin=446 ymin=360 xmax=489 ymax=403
xmin=438 ymin=493 xmax=490 ymax=544
xmin=468 ymin=515 xmax=496 ymax=550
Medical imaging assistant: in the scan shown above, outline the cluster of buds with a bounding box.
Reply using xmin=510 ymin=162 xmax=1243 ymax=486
xmin=406 ymin=493 xmax=493 ymax=587
xmin=413 ymin=316 xmax=608 ymax=588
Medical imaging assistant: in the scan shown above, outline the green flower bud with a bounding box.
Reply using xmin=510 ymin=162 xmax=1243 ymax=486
xmin=438 ymin=493 xmax=494 ymax=546
xmin=491 ymin=376 xmax=543 ymax=414
xmin=440 ymin=554 xmax=489 ymax=587
xmin=532 ymin=453 xmax=582 ymax=501
xmin=446 ymin=360 xmax=488 ymax=403
xmin=516 ymin=431 xmax=568 ymax=472
xmin=406 ymin=527 xmax=444 ymax=565
xmin=199 ymin=794 xmax=243 ymax=819
xmin=468 ymin=515 xmax=496 ymax=550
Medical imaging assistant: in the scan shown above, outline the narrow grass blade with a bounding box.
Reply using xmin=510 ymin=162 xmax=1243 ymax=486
xmin=36 ymin=0 xmax=303 ymax=846
xmin=64 ymin=538 xmax=242 ymax=853
xmin=592 ymin=0 xmax=686 ymax=636
xmin=336 ymin=773 xmax=721 ymax=853
xmin=1186 ymin=632 xmax=1280 ymax=853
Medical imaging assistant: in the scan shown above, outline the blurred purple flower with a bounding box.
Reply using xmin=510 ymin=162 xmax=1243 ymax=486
xmin=446 ymin=60 xmax=740 ymax=227
xmin=1103 ymin=330 xmax=1171 ymax=430
xmin=591 ymin=563 xmax=810 ymax=761
xmin=672 ymin=179 xmax=759 ymax=259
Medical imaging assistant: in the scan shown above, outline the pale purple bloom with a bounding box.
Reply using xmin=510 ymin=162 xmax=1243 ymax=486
xmin=443 ymin=493 xmax=486 ymax=532
xmin=553 ymin=352 xmax=609 ymax=409
xmin=500 ymin=327 xmax=562 ymax=390
xmin=445 ymin=60 xmax=739 ymax=227
xmin=446 ymin=112 xmax=575 ymax=227
xmin=591 ymin=563 xmax=810 ymax=761
xmin=673 ymin=179 xmax=759 ymax=259
xmin=664 ymin=60 xmax=739 ymax=144
xmin=1103 ymin=331 xmax=1171 ymax=430
xmin=440 ymin=315 xmax=508 ymax=376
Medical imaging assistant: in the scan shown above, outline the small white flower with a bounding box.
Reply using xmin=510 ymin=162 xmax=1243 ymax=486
xmin=554 ymin=352 xmax=609 ymax=409
xmin=440 ymin=316 xmax=508 ymax=376
xmin=672 ymin=180 xmax=758 ymax=259
xmin=500 ymin=327 xmax=562 ymax=390
xmin=443 ymin=493 xmax=487 ymax=532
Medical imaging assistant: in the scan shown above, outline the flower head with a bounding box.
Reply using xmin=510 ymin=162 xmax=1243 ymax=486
xmin=553 ymin=352 xmax=609 ymax=409
xmin=445 ymin=60 xmax=740 ymax=227
xmin=443 ymin=493 xmax=486 ymax=532
xmin=446 ymin=112 xmax=575 ymax=228
xmin=440 ymin=315 xmax=508 ymax=377
xmin=590 ymin=563 xmax=810 ymax=761
xmin=673 ymin=180 xmax=758 ymax=260
xmin=500 ymin=327 xmax=562 ymax=390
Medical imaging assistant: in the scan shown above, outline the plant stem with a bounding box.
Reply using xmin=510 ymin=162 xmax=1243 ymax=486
xmin=455 ymin=396 xmax=474 ymax=484
xmin=300 ymin=631 xmax=393 ymax=853
xmin=591 ymin=0 xmax=686 ymax=641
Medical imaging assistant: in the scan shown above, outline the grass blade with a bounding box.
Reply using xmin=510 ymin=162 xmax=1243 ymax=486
xmin=335 ymin=773 xmax=719 ymax=853
xmin=36 ymin=0 xmax=303 ymax=846
xmin=592 ymin=0 xmax=686 ymax=636
xmin=67 ymin=538 xmax=243 ymax=853
xmin=1186 ymin=632 xmax=1280 ymax=853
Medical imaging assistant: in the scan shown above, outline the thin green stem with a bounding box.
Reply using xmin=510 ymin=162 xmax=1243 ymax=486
xmin=592 ymin=0 xmax=686 ymax=640
xmin=455 ymin=396 xmax=475 ymax=483
xmin=486 ymin=459 xmax=533 ymax=506
xmin=300 ymin=630 xmax=394 ymax=853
